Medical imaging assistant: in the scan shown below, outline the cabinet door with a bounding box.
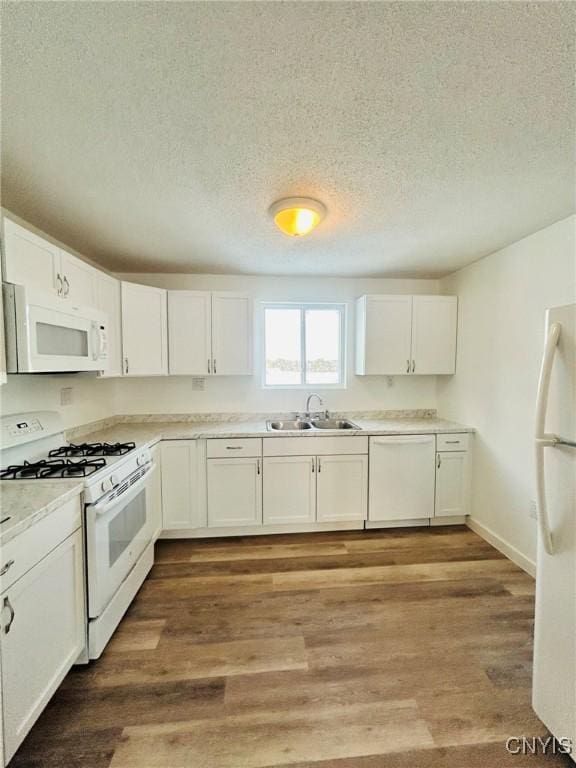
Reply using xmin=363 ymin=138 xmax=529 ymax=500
xmin=357 ymin=295 xmax=413 ymax=375
xmin=435 ymin=451 xmax=469 ymax=517
xmin=317 ymin=454 xmax=368 ymax=522
xmin=95 ymin=272 xmax=122 ymax=377
xmin=60 ymin=250 xmax=97 ymax=307
xmin=161 ymin=441 xmax=203 ymax=529
xmin=263 ymin=455 xmax=316 ymax=524
xmin=148 ymin=445 xmax=163 ymax=540
xmin=121 ymin=281 xmax=168 ymax=376
xmin=411 ymin=296 xmax=457 ymax=374
xmin=207 ymin=458 xmax=262 ymax=527
xmin=211 ymin=293 xmax=253 ymax=375
xmin=2 ymin=218 xmax=61 ymax=297
xmin=168 ymin=291 xmax=212 ymax=375
xmin=1 ymin=529 xmax=85 ymax=764
xmin=368 ymin=435 xmax=436 ymax=521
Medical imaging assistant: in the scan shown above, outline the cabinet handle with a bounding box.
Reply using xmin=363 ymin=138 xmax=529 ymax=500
xmin=208 ymin=359 xmax=211 ymax=374
xmin=406 ymin=359 xmax=410 ymax=373
xmin=124 ymin=358 xmax=129 ymax=374
xmin=0 ymin=559 xmax=14 ymax=577
xmin=213 ymin=359 xmax=217 ymax=374
xmin=317 ymin=457 xmax=321 ymax=473
xmin=311 ymin=457 xmax=315 ymax=473
xmin=226 ymin=446 xmax=243 ymax=450
xmin=257 ymin=459 xmax=260 ymax=475
xmin=445 ymin=440 xmax=460 ymax=444
xmin=63 ymin=276 xmax=70 ymax=297
xmin=412 ymin=359 xmax=415 ymax=373
xmin=437 ymin=454 xmax=442 ymax=469
xmin=56 ymin=273 xmax=63 ymax=296
xmin=2 ymin=596 xmax=15 ymax=634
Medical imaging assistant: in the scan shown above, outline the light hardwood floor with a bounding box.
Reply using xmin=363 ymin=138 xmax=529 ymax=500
xmin=11 ymin=527 xmax=571 ymax=767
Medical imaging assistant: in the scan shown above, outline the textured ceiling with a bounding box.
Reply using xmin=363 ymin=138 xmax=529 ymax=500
xmin=1 ymin=1 xmax=574 ymax=277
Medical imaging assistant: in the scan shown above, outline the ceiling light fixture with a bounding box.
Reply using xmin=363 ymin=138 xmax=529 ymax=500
xmin=269 ymin=197 xmax=326 ymax=237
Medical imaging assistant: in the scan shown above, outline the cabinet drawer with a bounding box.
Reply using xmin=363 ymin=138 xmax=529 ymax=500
xmin=436 ymin=433 xmax=469 ymax=452
xmin=207 ymin=438 xmax=262 ymax=458
xmin=1 ymin=495 xmax=82 ymax=592
xmin=264 ymin=436 xmax=368 ymax=457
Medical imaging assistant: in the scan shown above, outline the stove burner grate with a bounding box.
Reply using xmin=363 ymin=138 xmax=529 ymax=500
xmin=0 ymin=457 xmax=107 ymax=480
xmin=49 ymin=442 xmax=136 ymax=458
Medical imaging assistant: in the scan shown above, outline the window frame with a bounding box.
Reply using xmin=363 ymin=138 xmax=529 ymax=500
xmin=261 ymin=301 xmax=347 ymax=390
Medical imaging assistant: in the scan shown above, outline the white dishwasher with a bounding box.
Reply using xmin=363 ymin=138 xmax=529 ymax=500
xmin=368 ymin=435 xmax=436 ymax=522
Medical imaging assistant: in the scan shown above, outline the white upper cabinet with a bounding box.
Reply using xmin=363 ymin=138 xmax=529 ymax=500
xmin=168 ymin=291 xmax=212 ymax=375
xmin=411 ymin=296 xmax=457 ymax=375
xmin=168 ymin=290 xmax=253 ymax=376
xmin=2 ymin=218 xmax=61 ymax=297
xmin=355 ymin=294 xmax=457 ymax=375
xmin=211 ymin=293 xmax=252 ymax=375
xmin=95 ymin=272 xmax=123 ymax=377
xmin=356 ymin=295 xmax=413 ymax=375
xmin=121 ymin=281 xmax=168 ymax=376
xmin=59 ymin=250 xmax=98 ymax=307
xmin=2 ymin=218 xmax=102 ymax=308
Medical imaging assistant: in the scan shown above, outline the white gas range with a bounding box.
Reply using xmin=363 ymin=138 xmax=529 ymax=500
xmin=1 ymin=411 xmax=159 ymax=659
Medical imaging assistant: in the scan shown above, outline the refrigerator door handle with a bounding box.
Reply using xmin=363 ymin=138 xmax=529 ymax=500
xmin=534 ymin=321 xmax=562 ymax=556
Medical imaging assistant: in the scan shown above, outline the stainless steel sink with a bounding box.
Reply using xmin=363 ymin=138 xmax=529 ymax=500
xmin=310 ymin=419 xmax=359 ymax=430
xmin=267 ymin=420 xmax=312 ymax=431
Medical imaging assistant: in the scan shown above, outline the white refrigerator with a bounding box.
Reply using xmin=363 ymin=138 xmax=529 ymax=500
xmin=533 ymin=302 xmax=576 ymax=760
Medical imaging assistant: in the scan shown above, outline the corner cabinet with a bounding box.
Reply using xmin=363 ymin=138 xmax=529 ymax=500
xmin=95 ymin=272 xmax=123 ymax=377
xmin=121 ymin=281 xmax=168 ymax=376
xmin=355 ymin=294 xmax=457 ymax=375
xmin=167 ymin=290 xmax=252 ymax=376
xmin=161 ymin=441 xmax=206 ymax=530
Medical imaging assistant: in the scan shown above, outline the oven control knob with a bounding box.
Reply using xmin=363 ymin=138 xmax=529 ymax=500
xmin=110 ymin=474 xmax=119 ymax=487
xmin=100 ymin=478 xmax=112 ymax=493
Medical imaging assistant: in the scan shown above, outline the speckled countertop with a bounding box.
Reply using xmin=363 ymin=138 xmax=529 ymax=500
xmin=0 ymin=481 xmax=83 ymax=545
xmin=1 ymin=413 xmax=473 ymax=545
xmin=74 ymin=416 xmax=474 ymax=450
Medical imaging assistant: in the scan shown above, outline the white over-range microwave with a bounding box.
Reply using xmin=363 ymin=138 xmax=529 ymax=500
xmin=3 ymin=283 xmax=109 ymax=373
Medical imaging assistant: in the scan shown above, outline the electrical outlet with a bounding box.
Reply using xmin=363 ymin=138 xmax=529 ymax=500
xmin=60 ymin=387 xmax=73 ymax=406
xmin=529 ymin=500 xmax=538 ymax=520
xmin=191 ymin=377 xmax=205 ymax=391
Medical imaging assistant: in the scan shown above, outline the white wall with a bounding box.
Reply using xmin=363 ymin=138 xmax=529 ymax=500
xmin=438 ymin=215 xmax=576 ymax=569
xmin=1 ymin=373 xmax=115 ymax=430
xmin=114 ymin=274 xmax=440 ymax=415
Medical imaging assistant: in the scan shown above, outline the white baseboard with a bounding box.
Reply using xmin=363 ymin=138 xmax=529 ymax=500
xmin=466 ymin=517 xmax=536 ymax=577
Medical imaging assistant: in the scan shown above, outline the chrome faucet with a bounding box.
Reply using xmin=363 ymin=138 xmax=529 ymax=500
xmin=304 ymin=393 xmax=326 ymax=418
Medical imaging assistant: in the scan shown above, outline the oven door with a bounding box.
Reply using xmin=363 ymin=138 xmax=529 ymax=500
xmin=86 ymin=463 xmax=156 ymax=619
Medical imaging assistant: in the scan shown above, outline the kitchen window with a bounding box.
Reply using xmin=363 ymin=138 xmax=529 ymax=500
xmin=262 ymin=302 xmax=346 ymax=388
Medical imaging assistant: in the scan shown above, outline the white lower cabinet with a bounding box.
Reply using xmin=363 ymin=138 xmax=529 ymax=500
xmin=1 ymin=529 xmax=85 ymax=764
xmin=435 ymin=451 xmax=469 ymax=517
xmin=263 ymin=456 xmax=316 ymax=524
xmin=207 ymin=457 xmax=262 ymax=527
xmin=161 ymin=441 xmax=205 ymax=530
xmin=317 ymin=454 xmax=368 ymax=522
xmin=368 ymin=435 xmax=436 ymax=522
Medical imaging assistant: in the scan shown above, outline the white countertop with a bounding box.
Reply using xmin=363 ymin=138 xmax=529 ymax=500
xmin=77 ymin=416 xmax=474 ymax=450
xmin=1 ymin=415 xmax=473 ymax=544
xmin=0 ymin=480 xmax=84 ymax=545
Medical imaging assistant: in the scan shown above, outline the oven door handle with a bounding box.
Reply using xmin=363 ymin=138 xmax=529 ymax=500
xmin=89 ymin=463 xmax=156 ymax=518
